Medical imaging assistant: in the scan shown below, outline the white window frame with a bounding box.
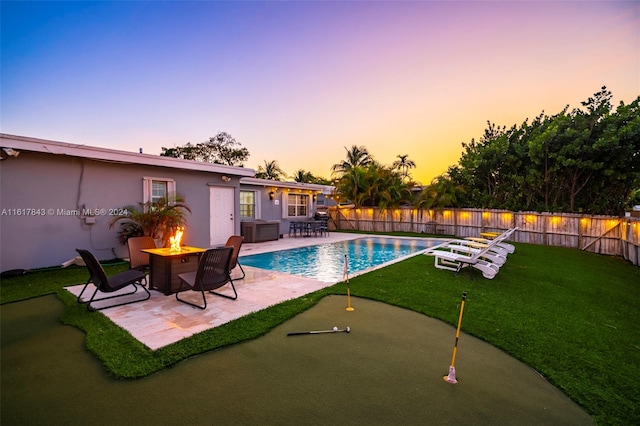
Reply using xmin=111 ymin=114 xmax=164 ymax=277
xmin=283 ymin=192 xmax=310 ymax=218
xmin=143 ymin=177 xmax=176 ymax=205
xmin=240 ymin=190 xmax=259 ymax=219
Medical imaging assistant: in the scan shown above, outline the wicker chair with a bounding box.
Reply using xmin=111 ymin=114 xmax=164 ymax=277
xmin=175 ymin=247 xmax=237 ymax=309
xmin=225 ymin=235 xmax=246 ymax=280
xmin=76 ymin=249 xmax=150 ymax=311
xmin=127 ymin=236 xmax=156 ymax=286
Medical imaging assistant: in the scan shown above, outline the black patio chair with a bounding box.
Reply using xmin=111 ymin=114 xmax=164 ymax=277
xmin=76 ymin=249 xmax=150 ymax=311
xmin=175 ymin=246 xmax=237 ymax=309
xmin=314 ymin=212 xmax=330 ymax=236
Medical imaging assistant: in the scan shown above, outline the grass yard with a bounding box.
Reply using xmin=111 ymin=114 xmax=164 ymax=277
xmin=1 ymin=239 xmax=639 ymax=425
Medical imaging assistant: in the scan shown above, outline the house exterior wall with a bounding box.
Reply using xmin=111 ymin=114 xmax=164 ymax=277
xmin=239 ymin=181 xmax=337 ymax=236
xmin=0 ymin=150 xmax=242 ymax=271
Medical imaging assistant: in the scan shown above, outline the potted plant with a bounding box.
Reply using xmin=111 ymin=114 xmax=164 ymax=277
xmin=109 ymin=194 xmax=192 ymax=247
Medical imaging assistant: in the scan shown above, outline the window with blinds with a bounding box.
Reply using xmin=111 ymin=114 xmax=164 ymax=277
xmin=143 ymin=177 xmax=176 ymax=205
xmin=240 ymin=190 xmax=256 ymax=218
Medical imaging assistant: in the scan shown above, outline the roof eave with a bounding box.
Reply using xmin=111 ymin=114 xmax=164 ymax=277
xmin=0 ymin=133 xmax=255 ymax=176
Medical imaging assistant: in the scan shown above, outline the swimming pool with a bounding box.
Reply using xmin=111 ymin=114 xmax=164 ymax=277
xmin=240 ymin=237 xmax=439 ymax=283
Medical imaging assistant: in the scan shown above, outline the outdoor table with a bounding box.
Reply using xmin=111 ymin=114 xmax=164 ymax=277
xmin=141 ymin=246 xmax=206 ymax=295
xmin=290 ymin=220 xmax=323 ymax=237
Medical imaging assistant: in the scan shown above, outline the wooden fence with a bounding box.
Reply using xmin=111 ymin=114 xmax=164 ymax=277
xmin=327 ymin=207 xmax=640 ymax=266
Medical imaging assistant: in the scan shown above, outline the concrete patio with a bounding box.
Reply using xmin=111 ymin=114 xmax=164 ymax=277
xmin=66 ymin=232 xmax=367 ymax=350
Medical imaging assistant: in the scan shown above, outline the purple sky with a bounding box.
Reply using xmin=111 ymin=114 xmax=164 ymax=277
xmin=2 ymin=1 xmax=638 ymax=183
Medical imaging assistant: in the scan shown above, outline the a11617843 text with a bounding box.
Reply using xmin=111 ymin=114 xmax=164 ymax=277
xmin=0 ymin=208 xmax=130 ymax=216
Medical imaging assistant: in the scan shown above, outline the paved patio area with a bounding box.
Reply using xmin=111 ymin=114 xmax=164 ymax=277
xmin=66 ymin=233 xmax=367 ymax=350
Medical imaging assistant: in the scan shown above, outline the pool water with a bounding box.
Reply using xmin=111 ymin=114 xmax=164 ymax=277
xmin=240 ymin=237 xmax=438 ymax=283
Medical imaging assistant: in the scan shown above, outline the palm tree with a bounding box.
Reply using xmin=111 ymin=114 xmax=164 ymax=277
xmin=109 ymin=194 xmax=192 ymax=246
xmin=376 ymin=168 xmax=413 ymax=210
xmin=331 ymin=145 xmax=373 ymax=176
xmin=291 ymin=169 xmax=315 ymax=183
xmin=333 ymin=166 xmax=368 ymax=207
xmin=392 ymin=154 xmax=416 ymax=183
xmin=255 ymin=160 xmax=285 ymax=181
xmin=416 ymin=174 xmax=465 ymax=210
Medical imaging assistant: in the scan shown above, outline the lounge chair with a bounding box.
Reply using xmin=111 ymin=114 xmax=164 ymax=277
xmin=75 ymin=249 xmax=150 ymax=311
xmin=437 ymin=241 xmax=507 ymax=266
xmin=424 ymin=233 xmax=511 ymax=278
xmin=465 ymin=227 xmax=517 ymax=254
xmin=424 ymin=228 xmax=518 ymax=279
xmin=126 ymin=236 xmax=156 ymax=286
xmin=442 ymin=228 xmax=517 ymax=257
xmin=225 ymin=235 xmax=246 ymax=280
xmin=175 ymin=247 xmax=237 ymax=309
xmin=425 ymin=243 xmax=501 ymax=279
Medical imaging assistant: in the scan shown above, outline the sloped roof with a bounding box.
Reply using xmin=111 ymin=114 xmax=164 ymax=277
xmin=240 ymin=177 xmax=333 ymax=194
xmin=0 ymin=133 xmax=255 ymax=176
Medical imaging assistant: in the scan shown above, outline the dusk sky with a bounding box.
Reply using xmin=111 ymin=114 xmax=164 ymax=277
xmin=2 ymin=1 xmax=638 ymax=184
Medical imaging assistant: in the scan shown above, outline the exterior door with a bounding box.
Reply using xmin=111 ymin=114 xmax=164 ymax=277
xmin=209 ymin=186 xmax=235 ymax=246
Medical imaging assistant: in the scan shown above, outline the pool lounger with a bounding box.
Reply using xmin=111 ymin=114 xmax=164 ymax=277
xmin=435 ymin=242 xmax=507 ymax=266
xmin=428 ymin=250 xmax=500 ymax=279
xmin=424 ymin=231 xmax=514 ymax=279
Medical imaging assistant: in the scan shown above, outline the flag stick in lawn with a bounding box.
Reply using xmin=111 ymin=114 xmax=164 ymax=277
xmin=444 ymin=292 xmax=467 ymax=384
xmin=344 ymin=254 xmax=354 ymax=311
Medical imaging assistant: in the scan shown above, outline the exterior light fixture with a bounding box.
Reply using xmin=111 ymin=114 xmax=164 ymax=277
xmin=269 ymin=191 xmax=275 ymax=200
xmin=1 ymin=148 xmax=20 ymax=159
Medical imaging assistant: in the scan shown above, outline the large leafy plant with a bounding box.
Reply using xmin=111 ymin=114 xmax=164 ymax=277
xmin=109 ymin=194 xmax=191 ymax=247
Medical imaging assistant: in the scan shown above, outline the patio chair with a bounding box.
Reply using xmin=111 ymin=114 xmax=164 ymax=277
xmin=225 ymin=235 xmax=246 ymax=280
xmin=437 ymin=241 xmax=507 ymax=266
xmin=439 ymin=231 xmax=515 ymax=263
xmin=175 ymin=247 xmax=237 ymax=309
xmin=127 ymin=236 xmax=156 ymax=286
xmin=465 ymin=227 xmax=518 ymax=254
xmin=75 ymin=249 xmax=150 ymax=311
xmin=424 ymin=242 xmax=501 ymax=279
xmin=318 ymin=218 xmax=330 ymax=236
xmin=314 ymin=212 xmax=330 ymax=236
xmin=289 ymin=221 xmax=303 ymax=238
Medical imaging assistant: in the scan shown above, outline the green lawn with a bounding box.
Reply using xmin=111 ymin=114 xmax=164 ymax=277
xmin=1 ymin=239 xmax=639 ymax=425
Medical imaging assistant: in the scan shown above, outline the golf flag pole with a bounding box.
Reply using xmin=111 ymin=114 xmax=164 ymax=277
xmin=444 ymin=292 xmax=467 ymax=384
xmin=344 ymin=254 xmax=354 ymax=311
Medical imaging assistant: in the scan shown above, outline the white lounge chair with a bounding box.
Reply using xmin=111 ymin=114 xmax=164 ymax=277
xmin=465 ymin=227 xmax=518 ymax=254
xmin=436 ymin=242 xmax=507 ymax=266
xmin=425 ymin=227 xmax=518 ymax=279
xmin=425 ymin=242 xmax=502 ymax=279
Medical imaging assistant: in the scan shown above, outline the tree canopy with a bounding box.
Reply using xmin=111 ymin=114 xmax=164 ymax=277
xmin=160 ymin=132 xmax=249 ymax=166
xmin=446 ymin=87 xmax=640 ymax=215
xmin=331 ymin=145 xmax=374 ymax=176
xmin=255 ymin=160 xmax=285 ymax=181
xmin=392 ymin=154 xmax=417 ymax=183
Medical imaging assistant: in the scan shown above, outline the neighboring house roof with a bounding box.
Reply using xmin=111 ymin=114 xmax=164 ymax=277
xmin=0 ymin=133 xmax=255 ymax=176
xmin=240 ymin=177 xmax=334 ymax=194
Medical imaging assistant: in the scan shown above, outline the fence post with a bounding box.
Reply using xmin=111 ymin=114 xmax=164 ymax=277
xmin=454 ymin=208 xmax=458 ymax=237
xmin=578 ymin=215 xmax=583 ymax=249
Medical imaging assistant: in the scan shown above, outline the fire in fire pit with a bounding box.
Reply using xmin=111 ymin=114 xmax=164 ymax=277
xmin=169 ymin=226 xmax=184 ymax=252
